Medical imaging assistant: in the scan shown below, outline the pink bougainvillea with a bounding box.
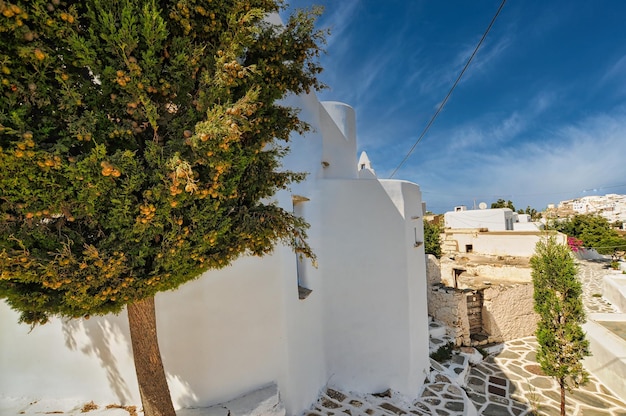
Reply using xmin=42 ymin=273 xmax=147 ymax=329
xmin=567 ymin=236 xmax=584 ymax=252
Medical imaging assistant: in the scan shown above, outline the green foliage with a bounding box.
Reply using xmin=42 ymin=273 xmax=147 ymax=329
xmin=429 ymin=342 xmax=454 ymax=363
xmin=0 ymin=0 xmax=326 ymax=325
xmin=491 ymin=198 xmax=515 ymax=211
xmin=517 ymin=205 xmax=540 ymax=221
xmin=423 ymin=220 xmax=442 ymax=258
xmin=490 ymin=199 xmax=541 ymax=220
xmin=530 ymin=235 xmax=590 ymax=394
xmin=550 ymin=214 xmax=626 ymax=256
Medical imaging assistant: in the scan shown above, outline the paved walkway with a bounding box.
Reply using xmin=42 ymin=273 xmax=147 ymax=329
xmin=306 ymin=259 xmax=626 ymax=415
xmin=578 ymin=259 xmax=619 ymax=314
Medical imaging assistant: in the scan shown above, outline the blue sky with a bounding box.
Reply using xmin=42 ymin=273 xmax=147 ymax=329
xmin=282 ymin=0 xmax=626 ymax=214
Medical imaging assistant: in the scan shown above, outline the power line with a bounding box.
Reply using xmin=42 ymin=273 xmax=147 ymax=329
xmin=389 ymin=0 xmax=507 ymax=178
xmin=587 ymin=244 xmax=626 ymax=250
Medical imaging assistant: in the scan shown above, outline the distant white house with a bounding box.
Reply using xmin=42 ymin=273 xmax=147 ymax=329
xmin=443 ymin=207 xmax=555 ymax=257
xmin=444 ymin=206 xmax=542 ymax=232
xmin=0 ymin=94 xmax=430 ymax=415
xmin=512 ymin=212 xmax=544 ymax=231
xmin=554 ymin=194 xmax=626 ymax=225
xmin=444 ymin=206 xmax=515 ymax=231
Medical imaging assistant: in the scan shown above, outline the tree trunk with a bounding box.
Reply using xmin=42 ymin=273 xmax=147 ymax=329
xmin=127 ymin=296 xmax=176 ymax=416
xmin=560 ymin=378 xmax=566 ymax=416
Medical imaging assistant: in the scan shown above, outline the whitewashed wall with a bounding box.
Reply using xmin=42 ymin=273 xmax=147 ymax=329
xmin=0 ymin=93 xmax=430 ymax=415
xmin=317 ymin=178 xmax=429 ymax=397
xmin=444 ymin=208 xmax=513 ymax=231
xmin=443 ymin=230 xmax=567 ymax=257
xmin=0 ymin=303 xmax=138 ymax=404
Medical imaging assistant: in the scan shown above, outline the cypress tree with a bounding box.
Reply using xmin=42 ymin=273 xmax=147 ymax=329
xmin=530 ymin=235 xmax=590 ymax=416
xmin=0 ymin=1 xmax=325 ymax=414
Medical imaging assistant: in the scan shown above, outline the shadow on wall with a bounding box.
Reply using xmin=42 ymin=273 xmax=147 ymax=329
xmin=167 ymin=374 xmax=200 ymax=409
xmin=61 ymin=314 xmax=199 ymax=409
xmin=62 ymin=317 xmax=134 ymax=404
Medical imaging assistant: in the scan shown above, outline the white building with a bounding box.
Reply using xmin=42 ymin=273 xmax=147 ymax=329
xmin=0 ymin=94 xmax=430 ymax=415
xmin=443 ymin=207 xmax=555 ymax=257
xmin=444 ymin=206 xmax=515 ymax=231
xmin=557 ymin=194 xmax=626 ymax=225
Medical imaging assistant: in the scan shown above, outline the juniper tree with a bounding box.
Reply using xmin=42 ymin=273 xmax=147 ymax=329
xmin=530 ymin=235 xmax=590 ymax=416
xmin=0 ymin=1 xmax=325 ymax=415
xmin=423 ymin=219 xmax=442 ymax=258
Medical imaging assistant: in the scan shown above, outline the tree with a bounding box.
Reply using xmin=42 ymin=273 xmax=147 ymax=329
xmin=423 ymin=219 xmax=442 ymax=258
xmin=0 ymin=1 xmax=325 ymax=415
xmin=550 ymin=214 xmax=626 ymax=258
xmin=491 ymin=198 xmax=515 ymax=211
xmin=517 ymin=205 xmax=540 ymax=221
xmin=530 ymin=235 xmax=590 ymax=416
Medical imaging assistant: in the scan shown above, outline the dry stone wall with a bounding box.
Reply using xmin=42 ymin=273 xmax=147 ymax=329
xmin=426 ymin=255 xmax=538 ymax=346
xmin=427 ymin=284 xmax=471 ymax=346
xmin=482 ymin=283 xmax=538 ymax=343
xmin=439 ymin=257 xmax=531 ymax=288
xmin=426 ymin=255 xmax=470 ymax=345
xmin=426 ymin=254 xmax=442 ymax=286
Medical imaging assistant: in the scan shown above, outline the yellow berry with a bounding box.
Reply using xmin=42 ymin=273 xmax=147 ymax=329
xmin=34 ymin=49 xmax=45 ymax=61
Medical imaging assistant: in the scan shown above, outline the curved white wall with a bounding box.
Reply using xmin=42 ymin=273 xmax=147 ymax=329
xmin=319 ymin=102 xmax=357 ymax=179
xmin=321 ymin=101 xmax=356 ymax=143
xmin=318 ymin=178 xmax=429 ymax=396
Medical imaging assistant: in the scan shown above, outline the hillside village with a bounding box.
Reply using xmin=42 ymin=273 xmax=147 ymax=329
xmin=546 ymin=194 xmax=626 ymax=226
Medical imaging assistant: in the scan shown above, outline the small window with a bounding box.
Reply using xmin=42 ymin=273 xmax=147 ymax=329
xmin=465 ymin=244 xmax=473 ymax=253
xmin=293 ymin=195 xmax=311 ymax=300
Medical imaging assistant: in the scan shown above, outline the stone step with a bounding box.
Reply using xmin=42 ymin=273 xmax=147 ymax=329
xmin=429 ymin=321 xmax=447 ymax=339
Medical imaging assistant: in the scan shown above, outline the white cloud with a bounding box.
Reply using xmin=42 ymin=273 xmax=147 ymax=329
xmin=416 ymin=30 xmax=513 ymax=99
xmin=602 ymin=55 xmax=626 ymax=83
xmin=320 ymin=0 xmax=361 ymax=50
xmin=416 ymin=108 xmax=626 ymax=211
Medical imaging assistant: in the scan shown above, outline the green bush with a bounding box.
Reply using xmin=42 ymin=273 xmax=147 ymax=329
xmin=430 ymin=342 xmax=454 ymax=363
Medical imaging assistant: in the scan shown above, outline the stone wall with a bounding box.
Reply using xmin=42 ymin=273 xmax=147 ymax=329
xmin=426 ymin=255 xmax=470 ymax=346
xmin=426 ymin=254 xmax=442 ymax=286
xmin=426 ymin=255 xmax=538 ymax=346
xmin=482 ymin=283 xmax=538 ymax=343
xmin=439 ymin=257 xmax=531 ymax=288
xmin=427 ymin=285 xmax=471 ymax=346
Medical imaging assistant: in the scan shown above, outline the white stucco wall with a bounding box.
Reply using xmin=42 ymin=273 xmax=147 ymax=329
xmin=0 ymin=303 xmax=138 ymax=404
xmin=603 ymin=274 xmax=626 ymax=313
xmin=318 ymin=179 xmax=429 ymax=397
xmin=318 ymin=102 xmax=357 ymax=180
xmin=0 ymin=250 xmax=316 ymax=411
xmin=584 ymin=314 xmax=626 ymax=402
xmin=443 ymin=230 xmax=567 ymax=257
xmin=382 ymin=180 xmax=430 ymax=395
xmin=155 ymin=254 xmax=295 ymax=409
xmin=445 ymin=208 xmax=513 ymax=231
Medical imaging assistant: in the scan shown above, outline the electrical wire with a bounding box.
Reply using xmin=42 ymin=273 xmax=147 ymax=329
xmin=389 ymin=0 xmax=507 ymax=178
xmin=583 ymin=244 xmax=626 ymax=251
